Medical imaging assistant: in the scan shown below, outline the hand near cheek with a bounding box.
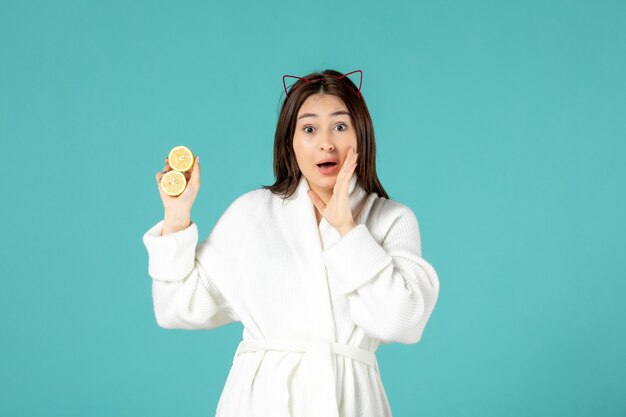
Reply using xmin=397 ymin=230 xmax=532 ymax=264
xmin=307 ymin=147 xmax=359 ymax=237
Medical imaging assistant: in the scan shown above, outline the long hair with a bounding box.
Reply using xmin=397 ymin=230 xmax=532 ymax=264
xmin=262 ymin=68 xmax=389 ymax=199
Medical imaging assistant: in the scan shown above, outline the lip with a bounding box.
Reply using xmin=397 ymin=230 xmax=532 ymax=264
xmin=316 ymin=157 xmax=339 ymax=165
xmin=316 ymin=162 xmax=339 ymax=175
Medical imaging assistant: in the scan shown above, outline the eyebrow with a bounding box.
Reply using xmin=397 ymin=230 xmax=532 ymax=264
xmin=297 ymin=110 xmax=351 ymax=120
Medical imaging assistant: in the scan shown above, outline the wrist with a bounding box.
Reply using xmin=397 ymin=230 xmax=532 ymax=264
xmin=162 ymin=210 xmax=191 ymax=235
xmin=164 ymin=207 xmax=191 ymax=221
xmin=338 ymin=221 xmax=357 ymax=237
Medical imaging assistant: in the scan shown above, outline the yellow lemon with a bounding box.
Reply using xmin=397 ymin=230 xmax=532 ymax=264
xmin=160 ymin=170 xmax=187 ymax=197
xmin=168 ymin=145 xmax=195 ymax=172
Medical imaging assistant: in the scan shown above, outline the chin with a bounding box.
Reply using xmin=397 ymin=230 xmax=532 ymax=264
xmin=315 ymin=178 xmax=336 ymax=189
xmin=305 ymin=174 xmax=334 ymax=188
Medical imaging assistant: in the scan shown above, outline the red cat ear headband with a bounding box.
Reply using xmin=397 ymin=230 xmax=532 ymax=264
xmin=282 ymin=69 xmax=363 ymax=99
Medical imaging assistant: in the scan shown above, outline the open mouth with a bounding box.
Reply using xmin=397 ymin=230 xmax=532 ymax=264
xmin=316 ymin=162 xmax=337 ymax=168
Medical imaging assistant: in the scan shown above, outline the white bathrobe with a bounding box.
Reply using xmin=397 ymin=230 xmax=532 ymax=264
xmin=142 ymin=174 xmax=440 ymax=417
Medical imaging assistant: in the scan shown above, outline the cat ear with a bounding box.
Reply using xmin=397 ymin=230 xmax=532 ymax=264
xmin=283 ymin=69 xmax=363 ymax=98
xmin=282 ymin=74 xmax=306 ymax=98
xmin=337 ymin=70 xmax=363 ymax=97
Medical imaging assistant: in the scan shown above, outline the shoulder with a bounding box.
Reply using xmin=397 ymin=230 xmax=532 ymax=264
xmin=371 ymin=196 xmax=418 ymax=225
xmin=203 ymin=188 xmax=270 ymax=243
xmin=369 ymin=196 xmax=420 ymax=240
xmin=215 ymin=187 xmax=272 ymax=227
xmin=227 ymin=187 xmax=271 ymax=212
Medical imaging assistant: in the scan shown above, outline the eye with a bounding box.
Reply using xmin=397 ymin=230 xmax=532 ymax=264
xmin=303 ymin=126 xmax=314 ymax=133
xmin=335 ymin=123 xmax=348 ymax=131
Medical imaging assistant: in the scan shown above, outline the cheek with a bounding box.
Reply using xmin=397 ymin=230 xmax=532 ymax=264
xmin=293 ymin=136 xmax=314 ymax=154
xmin=292 ymin=138 xmax=310 ymax=165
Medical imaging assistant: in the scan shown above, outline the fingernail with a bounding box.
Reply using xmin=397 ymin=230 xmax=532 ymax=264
xmin=196 ymin=155 xmax=200 ymax=163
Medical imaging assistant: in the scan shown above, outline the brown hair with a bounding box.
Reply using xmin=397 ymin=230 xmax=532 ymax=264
xmin=261 ymin=68 xmax=389 ymax=200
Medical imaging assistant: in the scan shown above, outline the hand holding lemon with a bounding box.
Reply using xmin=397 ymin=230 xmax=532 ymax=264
xmin=155 ymin=146 xmax=200 ymax=234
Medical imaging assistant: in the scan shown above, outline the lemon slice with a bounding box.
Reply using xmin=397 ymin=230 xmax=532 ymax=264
xmin=160 ymin=170 xmax=187 ymax=196
xmin=168 ymin=145 xmax=195 ymax=172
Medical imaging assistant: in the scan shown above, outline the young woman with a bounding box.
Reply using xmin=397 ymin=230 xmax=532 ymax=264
xmin=143 ymin=69 xmax=440 ymax=417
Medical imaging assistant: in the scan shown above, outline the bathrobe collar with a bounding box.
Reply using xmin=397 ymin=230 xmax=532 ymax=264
xmin=279 ymin=174 xmax=368 ymax=342
xmin=295 ymin=172 xmax=366 ymax=217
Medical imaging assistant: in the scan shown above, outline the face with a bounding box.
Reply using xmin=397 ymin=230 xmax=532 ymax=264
xmin=292 ymin=93 xmax=358 ymax=196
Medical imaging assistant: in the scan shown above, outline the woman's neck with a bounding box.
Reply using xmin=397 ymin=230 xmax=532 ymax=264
xmin=315 ymin=209 xmax=322 ymax=225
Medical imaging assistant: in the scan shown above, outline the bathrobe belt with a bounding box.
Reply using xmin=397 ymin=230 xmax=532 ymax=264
xmin=233 ymin=339 xmax=379 ymax=417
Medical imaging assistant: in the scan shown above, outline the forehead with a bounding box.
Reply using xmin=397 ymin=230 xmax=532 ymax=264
xmin=297 ymin=94 xmax=348 ymax=115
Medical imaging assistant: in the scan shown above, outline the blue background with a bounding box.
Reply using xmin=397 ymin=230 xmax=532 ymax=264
xmin=1 ymin=0 xmax=624 ymax=416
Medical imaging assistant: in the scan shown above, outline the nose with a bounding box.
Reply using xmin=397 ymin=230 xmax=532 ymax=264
xmin=319 ymin=132 xmax=335 ymax=151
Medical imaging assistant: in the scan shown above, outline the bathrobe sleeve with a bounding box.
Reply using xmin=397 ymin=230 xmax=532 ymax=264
xmin=322 ymin=201 xmax=440 ymax=344
xmin=142 ymin=195 xmax=254 ymax=330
